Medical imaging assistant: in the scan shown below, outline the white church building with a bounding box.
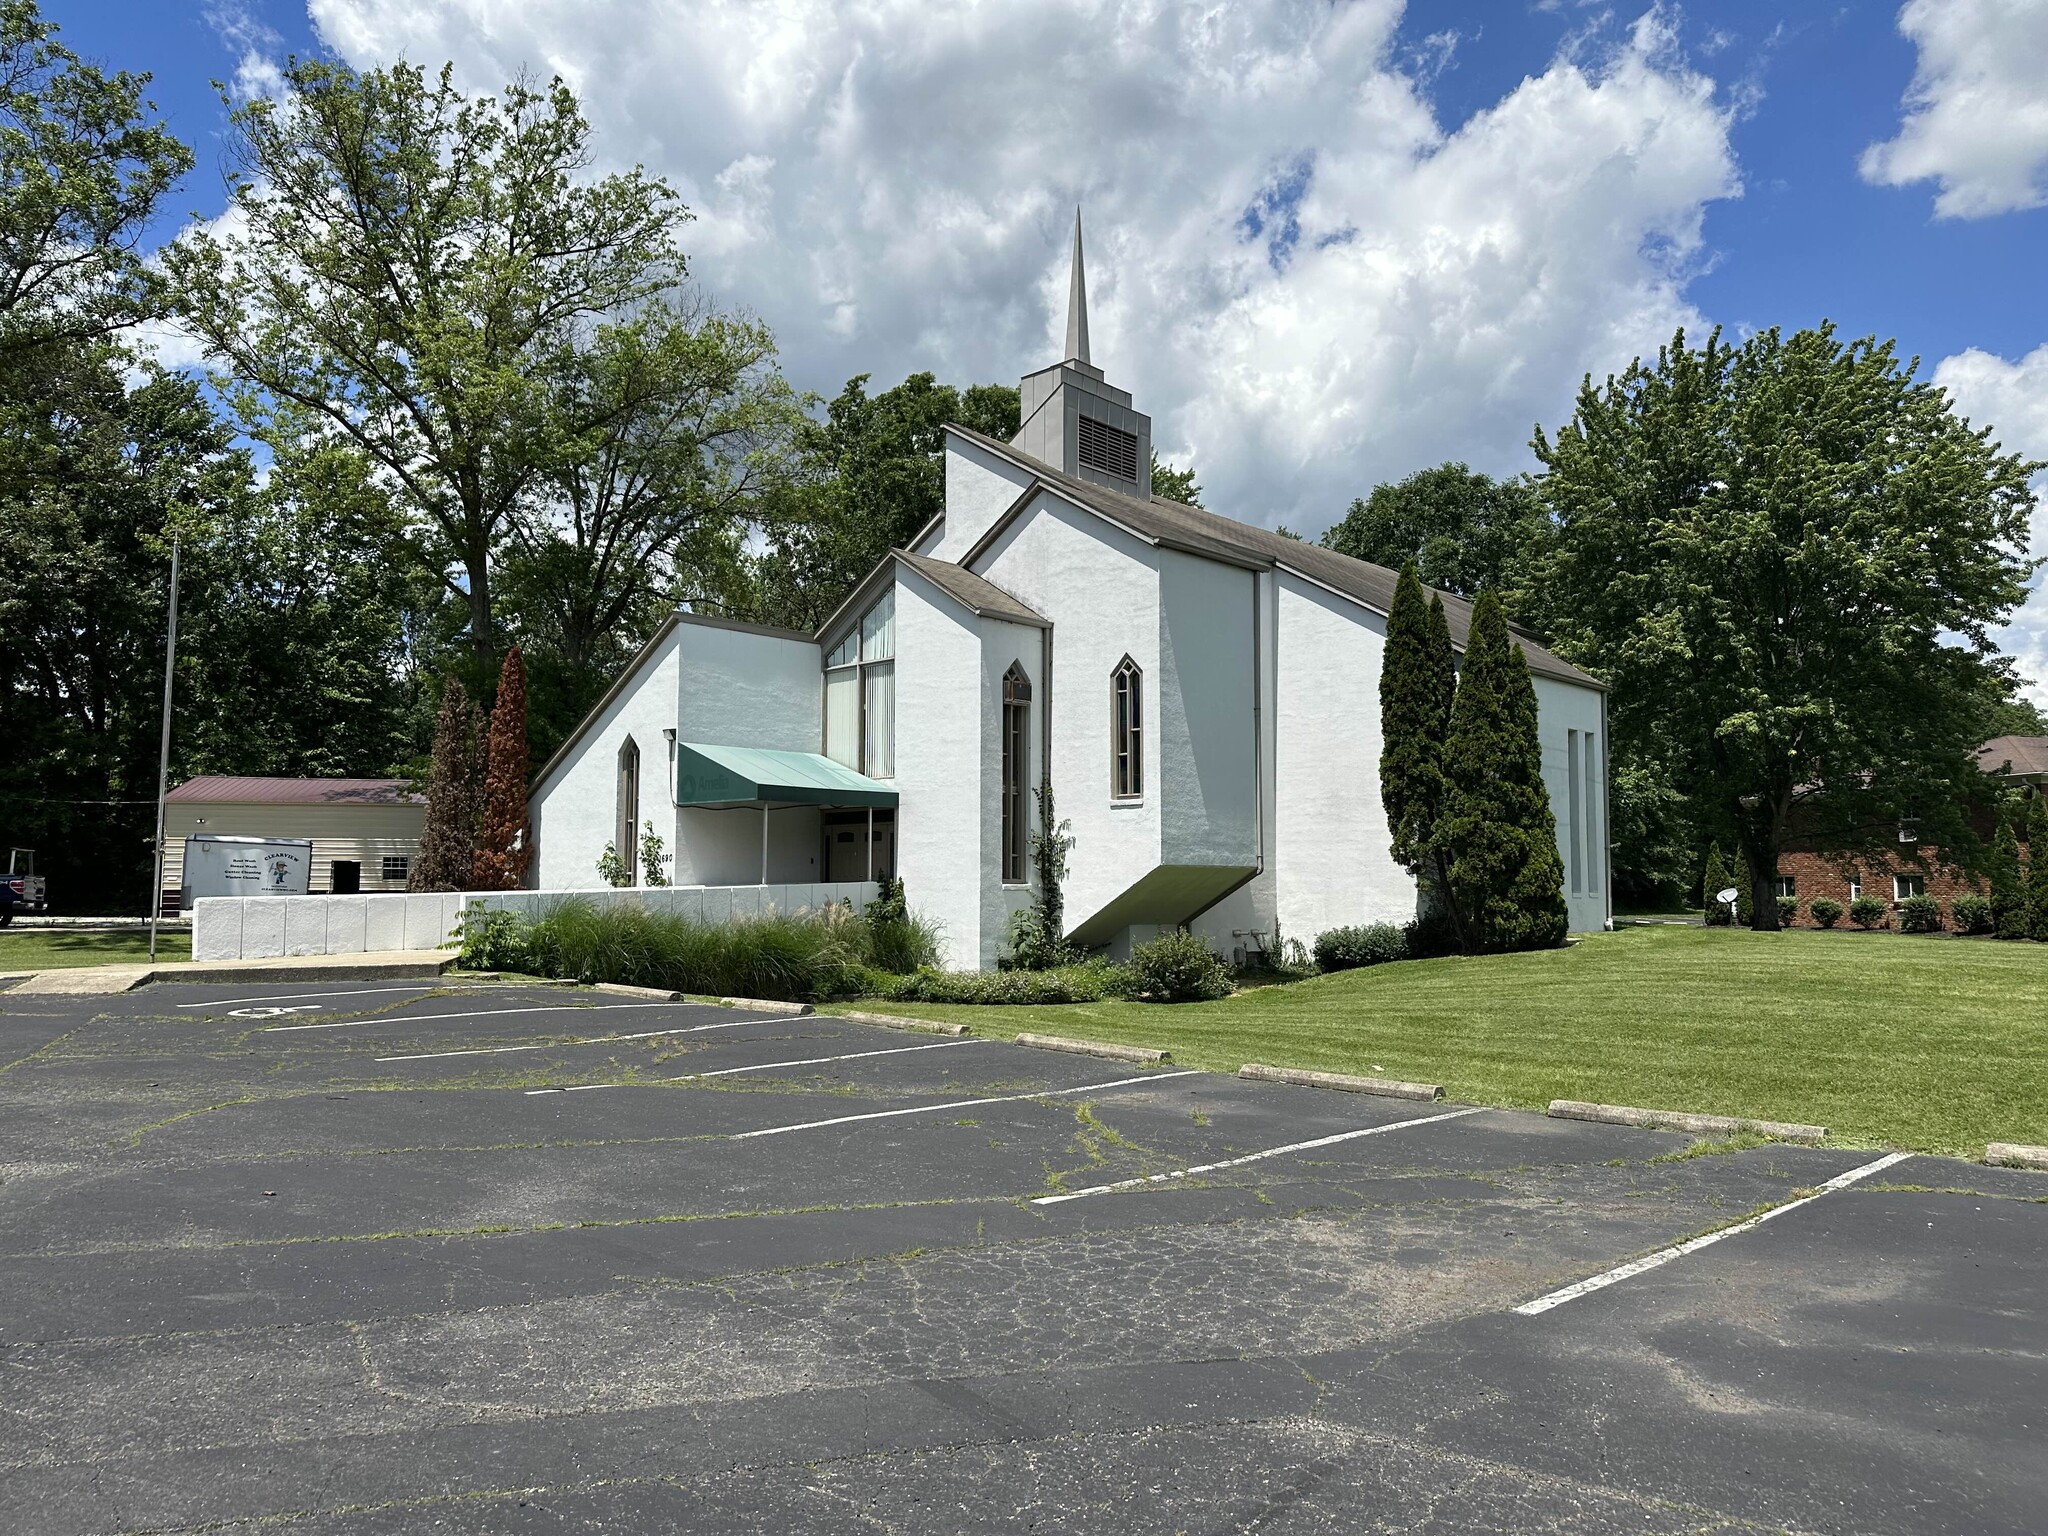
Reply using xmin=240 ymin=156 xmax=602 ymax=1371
xmin=528 ymin=219 xmax=1612 ymax=970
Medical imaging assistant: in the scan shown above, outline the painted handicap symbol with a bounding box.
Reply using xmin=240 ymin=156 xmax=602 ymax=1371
xmin=227 ymin=1005 xmax=324 ymax=1019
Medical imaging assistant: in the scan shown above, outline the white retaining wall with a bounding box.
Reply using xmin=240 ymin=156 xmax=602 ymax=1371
xmin=192 ymin=882 xmax=879 ymax=962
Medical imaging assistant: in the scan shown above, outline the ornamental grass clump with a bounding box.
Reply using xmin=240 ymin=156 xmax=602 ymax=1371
xmin=461 ymin=896 xmax=942 ymax=1001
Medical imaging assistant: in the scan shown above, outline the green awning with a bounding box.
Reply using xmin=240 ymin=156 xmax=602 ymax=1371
xmin=673 ymin=741 xmax=897 ymax=809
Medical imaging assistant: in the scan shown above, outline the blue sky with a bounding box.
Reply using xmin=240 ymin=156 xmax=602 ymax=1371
xmin=49 ymin=1 xmax=2048 ymax=687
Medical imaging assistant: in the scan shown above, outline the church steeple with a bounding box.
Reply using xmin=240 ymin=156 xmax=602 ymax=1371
xmin=1065 ymin=208 xmax=1090 ymax=367
xmin=1016 ymin=208 xmax=1151 ymax=498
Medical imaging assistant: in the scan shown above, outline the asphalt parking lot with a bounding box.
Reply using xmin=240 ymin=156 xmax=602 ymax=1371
xmin=1 ymin=979 xmax=2043 ymax=1535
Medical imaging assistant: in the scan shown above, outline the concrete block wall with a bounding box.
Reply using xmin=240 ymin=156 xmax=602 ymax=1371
xmin=192 ymin=883 xmax=878 ymax=962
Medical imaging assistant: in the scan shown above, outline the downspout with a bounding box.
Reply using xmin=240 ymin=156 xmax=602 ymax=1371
xmin=1600 ymin=687 xmax=1614 ymax=931
xmin=1185 ymin=567 xmax=1268 ymax=925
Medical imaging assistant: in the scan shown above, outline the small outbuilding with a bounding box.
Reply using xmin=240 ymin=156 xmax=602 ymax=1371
xmin=161 ymin=777 xmax=426 ymax=912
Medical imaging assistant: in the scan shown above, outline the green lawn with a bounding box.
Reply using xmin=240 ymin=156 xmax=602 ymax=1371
xmin=827 ymin=925 xmax=2048 ymax=1157
xmin=0 ymin=929 xmax=189 ymax=970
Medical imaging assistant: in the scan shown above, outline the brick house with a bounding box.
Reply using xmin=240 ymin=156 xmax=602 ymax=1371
xmin=1774 ymin=735 xmax=2046 ymax=925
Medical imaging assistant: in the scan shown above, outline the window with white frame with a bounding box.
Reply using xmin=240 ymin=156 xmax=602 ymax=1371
xmin=1894 ymin=873 xmax=1925 ymax=900
xmin=1772 ymin=874 xmax=1795 ymax=899
xmin=1111 ymin=656 xmax=1142 ymax=799
xmin=615 ymin=737 xmax=640 ymax=881
xmin=1898 ymin=819 xmax=1920 ymax=843
xmin=824 ymin=590 xmax=895 ymax=778
xmin=1002 ymin=663 xmax=1031 ymax=883
xmin=1847 ymin=874 xmax=1862 ymax=902
xmin=381 ymin=855 xmax=410 ymax=883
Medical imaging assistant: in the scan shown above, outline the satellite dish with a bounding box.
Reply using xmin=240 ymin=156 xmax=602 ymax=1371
xmin=1714 ymin=887 xmax=1739 ymax=904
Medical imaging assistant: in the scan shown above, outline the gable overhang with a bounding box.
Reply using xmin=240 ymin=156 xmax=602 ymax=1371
xmin=674 ymin=742 xmax=897 ymax=809
xmin=529 ymin=611 xmax=818 ymax=802
xmin=957 ymin=473 xmax=1269 ymax=577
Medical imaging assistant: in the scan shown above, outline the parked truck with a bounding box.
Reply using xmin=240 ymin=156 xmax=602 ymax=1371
xmin=1 ymin=848 xmax=47 ymax=925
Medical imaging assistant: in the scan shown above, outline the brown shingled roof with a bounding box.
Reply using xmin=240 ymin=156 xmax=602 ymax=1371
xmin=894 ymin=550 xmax=1050 ymax=628
xmin=166 ymin=776 xmax=424 ymax=806
xmin=945 ymin=424 xmax=1602 ymax=690
xmin=1977 ymin=735 xmax=2048 ymax=779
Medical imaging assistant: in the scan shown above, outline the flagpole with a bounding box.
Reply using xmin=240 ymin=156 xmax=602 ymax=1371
xmin=148 ymin=532 xmax=181 ymax=963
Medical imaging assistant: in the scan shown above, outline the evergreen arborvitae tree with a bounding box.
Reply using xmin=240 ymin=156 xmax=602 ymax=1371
xmin=1700 ymin=843 xmax=1731 ymax=925
xmin=1988 ymin=809 xmax=2026 ymax=939
xmin=410 ymin=678 xmax=484 ymax=892
xmin=1379 ymin=565 xmax=1460 ymax=941
xmin=474 ymin=647 xmax=532 ymax=891
xmin=2028 ymin=793 xmax=2048 ymax=941
xmin=1439 ymin=591 xmax=1569 ymax=952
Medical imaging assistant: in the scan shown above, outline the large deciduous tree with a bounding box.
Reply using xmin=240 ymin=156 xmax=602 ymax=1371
xmin=167 ymin=60 xmax=689 ymax=675
xmin=1529 ymin=324 xmax=2039 ymax=931
xmin=0 ymin=0 xmax=190 ymax=360
xmin=747 ymin=372 xmax=1019 ymax=628
xmin=1438 ymin=592 xmax=1569 ymax=952
xmin=1323 ymin=463 xmax=1548 ymax=601
xmin=500 ymin=297 xmax=806 ymax=759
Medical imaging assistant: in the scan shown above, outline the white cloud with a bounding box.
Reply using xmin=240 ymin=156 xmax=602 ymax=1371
xmin=1936 ymin=345 xmax=2048 ymax=705
xmin=1860 ymin=0 xmax=2048 ymax=218
xmin=303 ymin=0 xmax=1737 ymax=531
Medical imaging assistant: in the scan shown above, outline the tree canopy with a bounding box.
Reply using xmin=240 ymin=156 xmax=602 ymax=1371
xmin=1527 ymin=323 xmax=2040 ymax=927
xmin=1322 ymin=462 xmax=1547 ymax=600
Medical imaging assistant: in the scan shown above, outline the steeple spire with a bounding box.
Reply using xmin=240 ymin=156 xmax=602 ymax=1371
xmin=1064 ymin=207 xmax=1090 ymax=366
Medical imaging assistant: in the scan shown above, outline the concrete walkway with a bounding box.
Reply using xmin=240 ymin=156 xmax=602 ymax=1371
xmin=3 ymin=949 xmax=458 ymax=995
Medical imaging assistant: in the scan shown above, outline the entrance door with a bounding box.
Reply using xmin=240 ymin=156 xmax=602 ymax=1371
xmin=330 ymin=860 xmax=361 ymax=894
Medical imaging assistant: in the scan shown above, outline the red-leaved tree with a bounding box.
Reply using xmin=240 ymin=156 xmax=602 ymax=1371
xmin=473 ymin=647 xmax=532 ymax=890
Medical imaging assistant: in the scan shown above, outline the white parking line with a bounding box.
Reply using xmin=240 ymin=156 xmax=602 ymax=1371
xmin=262 ymin=1000 xmax=710 ymax=1033
xmin=729 ymin=1069 xmax=1201 ymax=1139
xmin=1513 ymin=1150 xmax=1913 ymax=1316
xmin=181 ymin=985 xmax=437 ymax=1009
xmin=376 ymin=1018 xmax=765 ymax=1062
xmin=523 ymin=1038 xmax=986 ymax=1093
xmin=1032 ymin=1105 xmax=1488 ymax=1205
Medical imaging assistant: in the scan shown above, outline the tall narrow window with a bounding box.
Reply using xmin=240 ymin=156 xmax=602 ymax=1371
xmin=1583 ymin=731 xmax=1600 ymax=893
xmin=615 ymin=737 xmax=640 ymax=882
xmin=1111 ymin=656 xmax=1143 ymax=799
xmin=1002 ymin=663 xmax=1031 ymax=883
xmin=1566 ymin=730 xmax=1582 ymax=894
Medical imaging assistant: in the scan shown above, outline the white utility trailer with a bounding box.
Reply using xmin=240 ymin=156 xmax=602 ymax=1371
xmin=180 ymin=834 xmax=314 ymax=908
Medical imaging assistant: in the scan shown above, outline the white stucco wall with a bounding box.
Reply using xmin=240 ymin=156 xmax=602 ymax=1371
xmin=976 ymin=615 xmax=1044 ymax=969
xmin=1265 ymin=573 xmax=1414 ymax=943
xmin=928 ymin=436 xmax=1034 ymax=561
xmin=1157 ymin=549 xmax=1259 ymax=869
xmin=893 ymin=568 xmax=989 ymax=969
xmin=529 ymin=627 xmax=684 ymax=891
xmin=1532 ymin=672 xmax=1611 ymax=934
xmin=975 ymin=493 xmax=1164 ymax=944
xmin=529 ymin=616 xmax=821 ymax=893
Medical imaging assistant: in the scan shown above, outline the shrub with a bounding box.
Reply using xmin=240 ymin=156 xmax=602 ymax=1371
xmin=844 ymin=899 xmax=943 ymax=975
xmin=886 ymin=960 xmax=1137 ymax=1005
xmin=1898 ymin=893 xmax=1943 ymax=934
xmin=1775 ymin=894 xmax=1799 ymax=927
xmin=1951 ymin=891 xmax=1994 ymax=936
xmin=1848 ymin=895 xmax=1888 ymax=930
xmin=456 ymin=904 xmax=532 ymax=972
xmin=1989 ymin=813 xmax=2027 ymax=938
xmin=1128 ymin=928 xmax=1233 ymax=1002
xmin=1700 ymin=843 xmax=1732 ymax=926
xmin=1312 ymin=923 xmax=1410 ymax=972
xmin=1002 ymin=905 xmax=1080 ymax=971
xmin=1807 ymin=895 xmax=1843 ymax=929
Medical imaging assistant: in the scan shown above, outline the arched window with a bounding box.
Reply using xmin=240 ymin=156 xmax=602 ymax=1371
xmin=1111 ymin=656 xmax=1142 ymax=799
xmin=1001 ymin=663 xmax=1031 ymax=883
xmin=615 ymin=737 xmax=640 ymax=883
